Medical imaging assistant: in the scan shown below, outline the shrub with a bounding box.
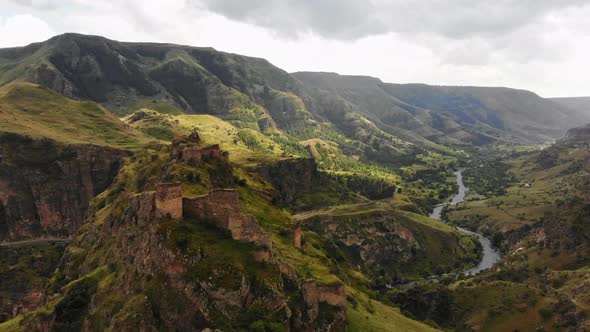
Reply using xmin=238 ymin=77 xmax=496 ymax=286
xmin=538 ymin=307 xmax=554 ymax=320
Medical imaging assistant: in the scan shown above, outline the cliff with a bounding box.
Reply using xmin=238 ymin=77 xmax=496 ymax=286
xmin=255 ymin=158 xmax=319 ymax=206
xmin=564 ymin=123 xmax=590 ymax=146
xmin=0 ymin=134 xmax=129 ymax=241
xmin=4 ymin=138 xmax=348 ymax=331
xmin=298 ymin=207 xmax=481 ymax=284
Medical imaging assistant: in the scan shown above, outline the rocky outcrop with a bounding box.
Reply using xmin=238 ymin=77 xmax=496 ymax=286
xmin=301 ymin=211 xmax=418 ymax=279
xmin=0 ymin=135 xmax=129 ymax=241
xmin=300 ymin=209 xmax=479 ymax=285
xmin=563 ymin=123 xmax=590 ymax=148
xmin=0 ymin=242 xmax=67 ymax=323
xmin=125 ymin=192 xmax=156 ymax=226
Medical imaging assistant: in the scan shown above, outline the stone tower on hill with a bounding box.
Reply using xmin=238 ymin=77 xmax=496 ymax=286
xmin=155 ymin=182 xmax=182 ymax=219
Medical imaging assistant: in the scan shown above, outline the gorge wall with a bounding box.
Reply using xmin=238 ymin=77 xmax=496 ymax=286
xmin=0 ymin=134 xmax=129 ymax=241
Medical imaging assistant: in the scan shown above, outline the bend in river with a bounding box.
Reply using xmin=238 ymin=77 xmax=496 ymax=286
xmin=429 ymin=169 xmax=501 ymax=276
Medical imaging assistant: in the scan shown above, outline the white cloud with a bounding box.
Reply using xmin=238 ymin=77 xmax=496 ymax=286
xmin=0 ymin=14 xmax=55 ymax=47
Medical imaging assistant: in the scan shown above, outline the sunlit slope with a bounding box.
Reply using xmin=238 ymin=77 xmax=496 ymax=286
xmin=0 ymin=82 xmax=147 ymax=149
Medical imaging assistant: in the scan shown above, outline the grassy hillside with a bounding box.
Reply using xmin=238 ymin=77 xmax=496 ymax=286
xmin=0 ymin=134 xmax=442 ymax=331
xmin=383 ymin=83 xmax=585 ymax=144
xmin=401 ymin=142 xmax=590 ymax=331
xmin=0 ymin=82 xmax=147 ymax=149
xmin=549 ymin=96 xmax=590 ymax=125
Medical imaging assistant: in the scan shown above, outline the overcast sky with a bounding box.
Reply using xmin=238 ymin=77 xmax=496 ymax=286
xmin=1 ymin=0 xmax=589 ymax=97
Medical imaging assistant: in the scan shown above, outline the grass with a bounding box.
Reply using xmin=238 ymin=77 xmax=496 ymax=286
xmin=346 ymin=289 xmax=439 ymax=331
xmin=447 ymin=146 xmax=590 ymax=234
xmin=0 ymin=316 xmax=23 ymax=332
xmin=451 ymin=280 xmax=548 ymax=332
xmin=0 ymin=82 xmax=148 ymax=149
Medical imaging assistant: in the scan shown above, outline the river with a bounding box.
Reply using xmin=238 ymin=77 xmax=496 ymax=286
xmin=429 ymin=169 xmax=501 ymax=276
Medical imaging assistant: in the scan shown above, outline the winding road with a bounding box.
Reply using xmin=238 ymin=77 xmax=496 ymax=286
xmin=429 ymin=169 xmax=501 ymax=276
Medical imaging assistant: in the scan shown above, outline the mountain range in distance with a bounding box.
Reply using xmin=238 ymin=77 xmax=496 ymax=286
xmin=1 ymin=33 xmax=590 ymax=332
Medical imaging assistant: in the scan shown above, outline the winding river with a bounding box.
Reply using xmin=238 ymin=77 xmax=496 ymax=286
xmin=429 ymin=170 xmax=501 ymax=276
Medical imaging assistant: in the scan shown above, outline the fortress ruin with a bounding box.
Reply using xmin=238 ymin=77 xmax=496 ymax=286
xmin=169 ymin=131 xmax=226 ymax=165
xmin=155 ymin=182 xmax=182 ymax=219
xmin=148 ymin=183 xmax=272 ymax=252
xmin=183 ymin=189 xmax=272 ymax=250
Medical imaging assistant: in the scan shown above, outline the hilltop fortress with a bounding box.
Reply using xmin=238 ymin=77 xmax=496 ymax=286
xmin=146 ymin=183 xmax=273 ymax=253
xmin=126 ymin=132 xmax=273 ymax=257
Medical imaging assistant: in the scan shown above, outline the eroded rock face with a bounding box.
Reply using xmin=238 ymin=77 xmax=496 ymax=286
xmin=0 ymin=243 xmax=66 ymax=323
xmin=563 ymin=123 xmax=590 ymax=148
xmin=0 ymin=136 xmax=129 ymax=241
xmin=255 ymin=158 xmax=319 ymax=205
xmin=34 ymin=187 xmax=346 ymax=331
xmin=300 ymin=211 xmax=428 ymax=286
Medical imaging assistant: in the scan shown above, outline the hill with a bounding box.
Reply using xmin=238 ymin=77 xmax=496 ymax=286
xmin=549 ymin=96 xmax=590 ymax=125
xmin=382 ymin=83 xmax=585 ymax=144
xmin=0 ymin=74 xmax=476 ymax=330
xmin=0 ymin=82 xmax=147 ymax=149
xmin=1 ymin=32 xmax=589 ymax=331
xmin=1 ymin=33 xmax=584 ymax=154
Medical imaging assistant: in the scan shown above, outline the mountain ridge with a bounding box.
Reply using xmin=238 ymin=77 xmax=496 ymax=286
xmin=1 ymin=33 xmax=586 ymax=148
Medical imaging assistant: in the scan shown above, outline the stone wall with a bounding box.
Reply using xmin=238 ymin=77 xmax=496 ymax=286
xmin=292 ymin=221 xmax=302 ymax=249
xmin=302 ymin=280 xmax=346 ymax=307
xmin=182 ymin=189 xmax=240 ymax=228
xmin=181 ymin=144 xmax=222 ymax=164
xmin=155 ymin=182 xmax=182 ymax=219
xmin=183 ymin=189 xmax=272 ymax=250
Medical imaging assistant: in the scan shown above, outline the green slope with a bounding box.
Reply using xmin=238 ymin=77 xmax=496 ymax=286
xmin=0 ymin=82 xmax=147 ymax=149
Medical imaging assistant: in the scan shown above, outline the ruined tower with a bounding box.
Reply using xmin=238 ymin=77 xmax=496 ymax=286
xmin=293 ymin=221 xmax=302 ymax=249
xmin=155 ymin=182 xmax=182 ymax=219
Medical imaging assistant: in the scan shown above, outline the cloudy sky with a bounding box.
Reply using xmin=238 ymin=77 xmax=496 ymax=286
xmin=2 ymin=0 xmax=589 ymax=97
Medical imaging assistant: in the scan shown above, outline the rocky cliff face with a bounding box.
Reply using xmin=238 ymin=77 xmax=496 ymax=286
xmin=255 ymin=158 xmax=319 ymax=205
xmin=9 ymin=141 xmax=348 ymax=331
xmin=0 ymin=242 xmax=66 ymax=323
xmin=564 ymin=123 xmax=590 ymax=145
xmin=0 ymin=134 xmax=129 ymax=241
xmin=300 ymin=209 xmax=480 ymax=285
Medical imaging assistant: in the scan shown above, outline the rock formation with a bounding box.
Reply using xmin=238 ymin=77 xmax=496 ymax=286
xmin=255 ymin=158 xmax=319 ymax=205
xmin=0 ymin=136 xmax=129 ymax=241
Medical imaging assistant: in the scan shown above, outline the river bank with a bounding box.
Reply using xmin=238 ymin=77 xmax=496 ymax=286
xmin=430 ymin=169 xmax=501 ymax=276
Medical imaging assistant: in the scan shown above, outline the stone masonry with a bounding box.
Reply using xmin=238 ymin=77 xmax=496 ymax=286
xmin=183 ymin=189 xmax=272 ymax=250
xmin=169 ymin=131 xmax=224 ymax=166
xmin=131 ymin=185 xmax=272 ymax=253
xmin=302 ymin=280 xmax=346 ymax=307
xmin=155 ymin=182 xmax=182 ymax=219
xmin=292 ymin=221 xmax=302 ymax=249
xmin=181 ymin=144 xmax=221 ymax=164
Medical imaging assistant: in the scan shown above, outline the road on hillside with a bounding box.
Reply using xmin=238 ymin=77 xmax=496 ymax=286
xmin=0 ymin=237 xmax=71 ymax=248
